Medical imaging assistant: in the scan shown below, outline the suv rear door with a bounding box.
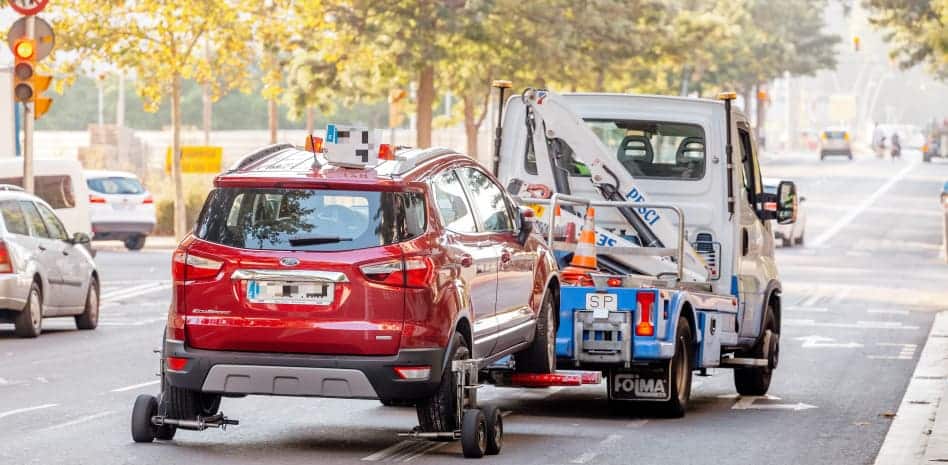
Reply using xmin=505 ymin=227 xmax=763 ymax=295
xmin=182 ymin=186 xmax=426 ymax=356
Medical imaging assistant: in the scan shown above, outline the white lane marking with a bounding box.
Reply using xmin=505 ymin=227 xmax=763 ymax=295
xmin=110 ymin=380 xmax=159 ymax=392
xmin=570 ymin=452 xmax=598 ymax=464
xmin=39 ymin=411 xmax=114 ymax=432
xmin=101 ymin=282 xmax=170 ymax=302
xmin=811 ymin=161 xmax=917 ymax=247
xmin=785 ymin=306 xmax=829 ymax=313
xmin=832 ymin=288 xmax=851 ymax=305
xmin=801 ymin=293 xmax=821 ymax=307
xmin=784 ymin=319 xmax=920 ymax=330
xmin=0 ymin=403 xmax=58 ymax=420
xmin=731 ymin=395 xmax=817 ymax=411
xmin=868 ymin=343 xmax=918 ymax=360
xmin=874 ymin=312 xmax=948 ymax=465
xmin=98 ymin=317 xmax=167 ymax=327
xmin=795 ymin=335 xmax=863 ymax=348
xmin=625 ymin=419 xmax=648 ymax=428
xmin=868 ymin=309 xmax=910 ymax=316
xmin=101 ymin=282 xmax=163 ymax=299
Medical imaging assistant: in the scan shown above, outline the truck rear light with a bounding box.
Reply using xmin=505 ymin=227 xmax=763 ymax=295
xmin=361 ymin=257 xmax=432 ymax=288
xmin=635 ymin=291 xmax=656 ymax=337
xmin=393 ymin=366 xmax=431 ymax=380
xmin=0 ymin=241 xmax=13 ymax=273
xmin=560 ymin=268 xmax=593 ymax=286
xmin=89 ymin=194 xmax=107 ymax=204
xmin=166 ymin=357 xmax=189 ymax=371
xmin=172 ymin=250 xmax=223 ymax=281
xmin=510 ymin=373 xmax=582 ymax=387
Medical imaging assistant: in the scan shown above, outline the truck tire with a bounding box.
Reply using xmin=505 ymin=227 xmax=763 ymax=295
xmin=654 ymin=317 xmax=693 ymax=418
xmin=514 ymin=290 xmax=557 ymax=373
xmin=14 ymin=282 xmax=42 ymax=338
xmin=734 ymin=304 xmax=778 ymax=396
xmin=416 ymin=332 xmax=468 ymax=433
xmin=75 ymin=277 xmax=99 ymax=330
xmin=162 ymin=379 xmax=221 ymax=420
xmin=125 ymin=234 xmax=146 ymax=251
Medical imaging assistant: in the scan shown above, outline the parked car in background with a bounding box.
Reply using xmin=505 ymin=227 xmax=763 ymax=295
xmin=819 ymin=127 xmax=853 ymax=160
xmin=765 ymin=178 xmax=806 ymax=247
xmin=0 ymin=159 xmax=92 ymax=241
xmin=85 ymin=171 xmax=156 ymax=250
xmin=0 ymin=185 xmax=98 ymax=337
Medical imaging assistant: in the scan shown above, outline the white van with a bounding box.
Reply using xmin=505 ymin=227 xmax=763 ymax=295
xmin=0 ymin=159 xmax=92 ymax=239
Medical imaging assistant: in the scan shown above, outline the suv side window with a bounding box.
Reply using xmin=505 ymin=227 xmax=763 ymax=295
xmin=19 ymin=201 xmax=50 ymax=238
xmin=431 ymin=170 xmax=478 ymax=233
xmin=458 ymin=167 xmax=513 ymax=232
xmin=36 ymin=203 xmax=69 ymax=240
xmin=0 ymin=201 xmax=28 ymax=236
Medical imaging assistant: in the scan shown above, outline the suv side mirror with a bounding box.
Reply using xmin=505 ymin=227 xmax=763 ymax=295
xmin=776 ymin=180 xmax=798 ymax=225
xmin=517 ymin=206 xmax=535 ymax=245
xmin=71 ymin=232 xmax=91 ymax=245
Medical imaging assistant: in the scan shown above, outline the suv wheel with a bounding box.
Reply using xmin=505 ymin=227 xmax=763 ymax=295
xmin=416 ymin=332 xmax=468 ymax=433
xmin=75 ymin=277 xmax=99 ymax=330
xmin=14 ymin=282 xmax=42 ymax=338
xmin=514 ymin=289 xmax=557 ymax=373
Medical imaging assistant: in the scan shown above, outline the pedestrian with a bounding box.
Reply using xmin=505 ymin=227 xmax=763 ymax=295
xmin=872 ymin=123 xmax=885 ymax=158
xmin=890 ymin=132 xmax=901 ymax=160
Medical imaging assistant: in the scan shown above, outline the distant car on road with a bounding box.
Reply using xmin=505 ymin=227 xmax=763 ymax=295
xmin=0 ymin=186 xmax=98 ymax=337
xmin=819 ymin=127 xmax=853 ymax=160
xmin=765 ymin=179 xmax=806 ymax=247
xmin=85 ymin=171 xmax=156 ymax=251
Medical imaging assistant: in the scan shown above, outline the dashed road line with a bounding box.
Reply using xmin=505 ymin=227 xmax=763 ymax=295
xmin=101 ymin=282 xmax=171 ymax=303
xmin=785 ymin=306 xmax=828 ymax=313
xmin=110 ymin=380 xmax=160 ymax=392
xmin=868 ymin=309 xmax=910 ymax=316
xmin=570 ymin=451 xmax=598 ymax=464
xmin=868 ymin=343 xmax=918 ymax=360
xmin=0 ymin=403 xmax=58 ymax=420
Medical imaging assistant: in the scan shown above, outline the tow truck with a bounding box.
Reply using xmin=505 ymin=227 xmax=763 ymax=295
xmin=490 ymin=83 xmax=800 ymax=415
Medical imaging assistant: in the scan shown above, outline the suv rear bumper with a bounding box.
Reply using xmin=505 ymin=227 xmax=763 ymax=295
xmin=163 ymin=339 xmax=446 ymax=402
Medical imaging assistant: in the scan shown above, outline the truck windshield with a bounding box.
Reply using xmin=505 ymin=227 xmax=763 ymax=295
xmin=195 ymin=187 xmax=426 ymax=251
xmin=585 ymin=120 xmax=706 ymax=180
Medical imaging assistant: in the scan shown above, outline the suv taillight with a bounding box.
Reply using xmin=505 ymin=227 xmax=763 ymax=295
xmin=172 ymin=250 xmax=223 ymax=281
xmin=360 ymin=257 xmax=431 ymax=288
xmin=0 ymin=241 xmax=13 ymax=273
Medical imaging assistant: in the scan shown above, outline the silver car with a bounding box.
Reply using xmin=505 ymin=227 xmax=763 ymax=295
xmin=0 ymin=186 xmax=98 ymax=337
xmin=764 ymin=179 xmax=807 ymax=247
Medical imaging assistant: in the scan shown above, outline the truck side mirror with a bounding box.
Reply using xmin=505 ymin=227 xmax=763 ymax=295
xmin=776 ymin=180 xmax=798 ymax=225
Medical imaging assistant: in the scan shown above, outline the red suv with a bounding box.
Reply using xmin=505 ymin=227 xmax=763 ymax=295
xmin=160 ymin=145 xmax=559 ymax=435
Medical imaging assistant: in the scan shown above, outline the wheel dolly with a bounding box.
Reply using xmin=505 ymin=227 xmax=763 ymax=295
xmin=130 ymin=390 xmax=238 ymax=443
xmin=398 ymin=358 xmax=504 ymax=459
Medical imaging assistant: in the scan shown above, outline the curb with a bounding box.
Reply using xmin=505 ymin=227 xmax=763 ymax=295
xmin=874 ymin=311 xmax=948 ymax=465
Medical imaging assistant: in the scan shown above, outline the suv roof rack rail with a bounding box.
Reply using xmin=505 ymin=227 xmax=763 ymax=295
xmin=389 ymin=147 xmax=457 ymax=174
xmin=0 ymin=184 xmax=25 ymax=192
xmin=227 ymin=143 xmax=295 ymax=172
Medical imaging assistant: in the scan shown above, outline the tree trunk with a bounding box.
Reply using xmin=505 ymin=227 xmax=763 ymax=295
xmin=202 ymin=82 xmax=212 ymax=146
xmin=462 ymin=94 xmax=478 ymax=158
xmin=305 ymin=107 xmax=315 ymax=134
xmin=171 ymin=73 xmax=187 ymax=241
xmin=416 ymin=65 xmax=435 ymax=147
xmin=268 ymin=98 xmax=278 ymax=144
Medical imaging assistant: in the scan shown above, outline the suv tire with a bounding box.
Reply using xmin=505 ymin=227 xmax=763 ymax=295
xmin=14 ymin=282 xmax=42 ymax=338
xmin=514 ymin=289 xmax=556 ymax=373
xmin=416 ymin=332 xmax=468 ymax=433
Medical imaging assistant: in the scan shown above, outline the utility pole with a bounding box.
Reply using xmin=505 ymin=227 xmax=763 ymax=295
xmin=22 ymin=15 xmax=34 ymax=194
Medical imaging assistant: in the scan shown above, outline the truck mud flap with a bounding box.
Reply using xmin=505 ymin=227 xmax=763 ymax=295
xmin=608 ymin=365 xmax=671 ymax=402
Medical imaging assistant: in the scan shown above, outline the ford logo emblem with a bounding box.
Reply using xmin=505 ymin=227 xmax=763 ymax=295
xmin=280 ymin=257 xmax=300 ymax=267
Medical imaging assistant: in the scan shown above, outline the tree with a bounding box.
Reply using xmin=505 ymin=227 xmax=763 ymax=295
xmin=55 ymin=0 xmax=253 ymax=239
xmin=865 ymin=0 xmax=948 ymax=79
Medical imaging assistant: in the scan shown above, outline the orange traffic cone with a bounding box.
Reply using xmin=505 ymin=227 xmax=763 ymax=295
xmin=570 ymin=207 xmax=597 ymax=269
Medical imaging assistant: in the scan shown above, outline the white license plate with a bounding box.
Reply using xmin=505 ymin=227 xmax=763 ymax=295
xmin=246 ymin=280 xmax=334 ymax=305
xmin=586 ymin=293 xmax=617 ymax=319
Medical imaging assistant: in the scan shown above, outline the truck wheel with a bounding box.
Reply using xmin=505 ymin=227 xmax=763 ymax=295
xmin=75 ymin=277 xmax=99 ymax=330
xmin=654 ymin=317 xmax=693 ymax=418
xmin=514 ymin=290 xmax=557 ymax=373
xmin=483 ymin=404 xmax=503 ymax=455
xmin=416 ymin=332 xmax=468 ymax=433
xmin=14 ymin=282 xmax=42 ymax=338
xmin=131 ymin=394 xmax=158 ymax=443
xmin=461 ymin=409 xmax=487 ymax=459
xmin=734 ymin=304 xmax=778 ymax=396
xmin=162 ymin=379 xmax=221 ymax=420
xmin=124 ymin=234 xmax=146 ymax=251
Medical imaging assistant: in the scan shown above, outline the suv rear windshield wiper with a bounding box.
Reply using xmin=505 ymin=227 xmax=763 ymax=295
xmin=288 ymin=236 xmax=353 ymax=246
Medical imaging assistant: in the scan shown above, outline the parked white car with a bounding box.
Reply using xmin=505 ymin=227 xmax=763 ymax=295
xmin=0 ymin=159 xmax=92 ymax=241
xmin=765 ymin=178 xmax=806 ymax=247
xmin=84 ymin=171 xmax=156 ymax=250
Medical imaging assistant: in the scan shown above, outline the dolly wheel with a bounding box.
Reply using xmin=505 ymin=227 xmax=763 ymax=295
xmin=461 ymin=409 xmax=487 ymax=458
xmin=131 ymin=394 xmax=158 ymax=443
xmin=483 ymin=405 xmax=503 ymax=455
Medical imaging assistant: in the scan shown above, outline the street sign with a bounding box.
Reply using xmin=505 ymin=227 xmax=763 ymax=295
xmin=6 ymin=16 xmax=55 ymax=61
xmin=165 ymin=146 xmax=223 ymax=174
xmin=7 ymin=0 xmax=49 ymax=15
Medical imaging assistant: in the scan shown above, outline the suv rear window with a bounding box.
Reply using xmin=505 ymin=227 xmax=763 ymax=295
xmin=88 ymin=177 xmax=145 ymax=195
xmin=196 ymin=188 xmax=425 ymax=251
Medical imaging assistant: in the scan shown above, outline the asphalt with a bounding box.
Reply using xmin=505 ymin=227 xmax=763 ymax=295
xmin=0 ymin=150 xmax=945 ymax=465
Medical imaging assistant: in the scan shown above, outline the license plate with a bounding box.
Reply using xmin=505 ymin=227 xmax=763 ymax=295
xmin=610 ymin=366 xmax=672 ymax=401
xmin=246 ymin=280 xmax=334 ymax=305
xmin=586 ymin=293 xmax=617 ymax=319
xmin=113 ymin=203 xmax=133 ymax=211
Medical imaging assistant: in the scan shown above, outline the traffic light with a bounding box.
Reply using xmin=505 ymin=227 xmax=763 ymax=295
xmin=12 ymin=38 xmax=35 ymax=103
xmin=852 ymin=35 xmax=861 ymax=52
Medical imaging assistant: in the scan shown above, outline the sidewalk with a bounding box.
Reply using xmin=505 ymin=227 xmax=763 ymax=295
xmin=874 ymin=311 xmax=948 ymax=465
xmin=143 ymin=235 xmax=178 ymax=250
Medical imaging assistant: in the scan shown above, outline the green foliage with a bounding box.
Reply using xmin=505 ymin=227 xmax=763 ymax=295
xmin=865 ymin=0 xmax=947 ymax=79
